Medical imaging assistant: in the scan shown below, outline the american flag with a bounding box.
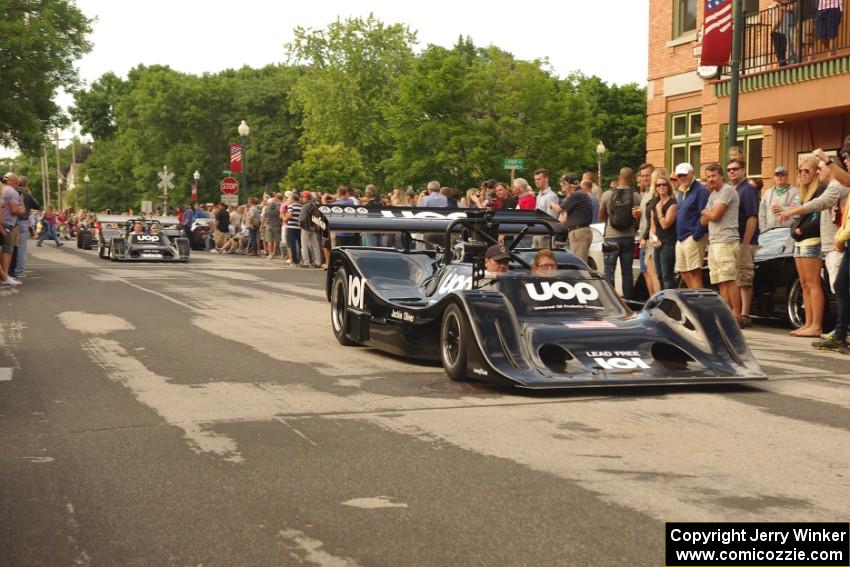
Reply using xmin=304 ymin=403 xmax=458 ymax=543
xmin=700 ymin=0 xmax=733 ymax=66
xmin=229 ymin=143 xmax=243 ymax=173
xmin=190 ymin=180 xmax=198 ymax=201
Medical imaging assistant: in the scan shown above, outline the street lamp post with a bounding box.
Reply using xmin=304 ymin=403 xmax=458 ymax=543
xmin=83 ymin=174 xmax=90 ymax=211
xmin=596 ymin=141 xmax=607 ymax=191
xmin=237 ymin=120 xmax=250 ymax=204
xmin=193 ymin=170 xmax=200 ymax=202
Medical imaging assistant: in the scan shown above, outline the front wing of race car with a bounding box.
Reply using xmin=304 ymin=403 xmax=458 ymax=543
xmin=454 ymin=288 xmax=767 ymax=389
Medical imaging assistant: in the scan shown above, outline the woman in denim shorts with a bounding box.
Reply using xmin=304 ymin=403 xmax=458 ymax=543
xmin=789 ymin=157 xmax=826 ymax=337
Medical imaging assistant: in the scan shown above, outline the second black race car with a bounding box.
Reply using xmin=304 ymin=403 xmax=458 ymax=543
xmin=96 ymin=215 xmax=190 ymax=262
xmin=315 ymin=206 xmax=766 ymax=389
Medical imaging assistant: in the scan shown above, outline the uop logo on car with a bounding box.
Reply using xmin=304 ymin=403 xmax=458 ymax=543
xmin=380 ymin=210 xmax=467 ymax=220
xmin=135 ymin=235 xmax=160 ymax=242
xmin=348 ymin=275 xmax=365 ymax=309
xmin=525 ymin=281 xmax=599 ymax=304
xmin=438 ymin=273 xmax=473 ymax=294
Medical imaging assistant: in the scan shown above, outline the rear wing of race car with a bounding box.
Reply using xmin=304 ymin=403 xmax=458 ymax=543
xmin=94 ymin=215 xmax=180 ymax=225
xmin=312 ymin=205 xmax=567 ymax=239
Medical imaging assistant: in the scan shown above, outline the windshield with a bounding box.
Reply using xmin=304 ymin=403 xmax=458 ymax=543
xmin=493 ymin=271 xmax=628 ymax=318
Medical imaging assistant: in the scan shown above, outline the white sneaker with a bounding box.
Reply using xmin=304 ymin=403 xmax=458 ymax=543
xmin=1 ymin=278 xmax=22 ymax=286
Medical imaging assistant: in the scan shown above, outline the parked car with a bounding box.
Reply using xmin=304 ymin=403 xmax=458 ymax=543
xmin=750 ymin=226 xmax=835 ymax=329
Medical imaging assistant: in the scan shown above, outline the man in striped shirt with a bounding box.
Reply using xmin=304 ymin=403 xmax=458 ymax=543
xmin=283 ymin=193 xmax=302 ymax=266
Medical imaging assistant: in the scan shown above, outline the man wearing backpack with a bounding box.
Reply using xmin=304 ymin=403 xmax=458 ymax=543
xmin=299 ymin=191 xmax=322 ymax=268
xmin=598 ymin=168 xmax=641 ymax=299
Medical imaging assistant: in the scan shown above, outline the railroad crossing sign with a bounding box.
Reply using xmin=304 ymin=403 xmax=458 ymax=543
xmin=157 ymin=166 xmax=175 ymax=191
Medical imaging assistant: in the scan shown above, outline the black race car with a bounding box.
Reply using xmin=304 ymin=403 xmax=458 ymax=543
xmin=96 ymin=215 xmax=190 ymax=262
xmin=315 ymin=206 xmax=766 ymax=389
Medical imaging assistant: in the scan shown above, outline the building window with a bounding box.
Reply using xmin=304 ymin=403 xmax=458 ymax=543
xmin=668 ymin=110 xmax=702 ymax=171
xmin=723 ymin=124 xmax=764 ymax=177
xmin=673 ymin=0 xmax=697 ymax=38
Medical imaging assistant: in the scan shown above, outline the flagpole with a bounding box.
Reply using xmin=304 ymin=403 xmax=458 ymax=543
xmin=726 ymin=0 xmax=744 ymax=152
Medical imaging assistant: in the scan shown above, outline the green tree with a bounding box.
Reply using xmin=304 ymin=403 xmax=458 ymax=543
xmin=573 ymin=73 xmax=647 ymax=180
xmin=382 ymin=40 xmax=593 ymax=189
xmin=70 ymin=72 xmax=127 ymax=141
xmin=282 ymin=144 xmax=368 ymax=192
xmin=68 ymin=64 xmax=303 ymax=209
xmin=287 ymin=15 xmax=416 ymax=183
xmin=0 ymin=0 xmax=92 ymax=151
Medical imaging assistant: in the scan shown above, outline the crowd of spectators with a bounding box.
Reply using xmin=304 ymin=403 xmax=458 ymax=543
xmin=3 ymin=135 xmax=849 ymax=354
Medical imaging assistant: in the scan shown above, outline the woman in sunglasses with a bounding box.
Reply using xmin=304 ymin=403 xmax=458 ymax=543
xmin=778 ymin=157 xmax=828 ymax=336
xmin=648 ymin=168 xmax=678 ymax=290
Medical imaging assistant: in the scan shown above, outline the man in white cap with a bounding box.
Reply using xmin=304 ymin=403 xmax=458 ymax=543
xmin=673 ymin=163 xmax=710 ymax=289
xmin=758 ymin=166 xmax=799 ymax=232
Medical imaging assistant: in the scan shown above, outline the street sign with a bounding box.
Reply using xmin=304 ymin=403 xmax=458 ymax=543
xmin=140 ymin=200 xmax=153 ymax=214
xmin=157 ymin=169 xmax=175 ymax=190
xmin=220 ymin=177 xmax=239 ymax=195
xmin=503 ymin=158 xmax=525 ymax=170
xmin=220 ymin=194 xmax=239 ymax=206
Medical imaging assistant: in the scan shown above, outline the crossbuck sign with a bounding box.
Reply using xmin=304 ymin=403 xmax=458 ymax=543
xmin=157 ymin=167 xmax=175 ymax=191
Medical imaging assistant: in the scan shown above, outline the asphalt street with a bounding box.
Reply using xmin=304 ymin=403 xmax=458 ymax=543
xmin=1 ymin=244 xmax=849 ymax=566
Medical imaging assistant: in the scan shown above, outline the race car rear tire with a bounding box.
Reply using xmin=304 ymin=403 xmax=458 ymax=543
xmin=98 ymin=245 xmax=107 ymax=259
xmin=440 ymin=303 xmax=471 ymax=381
xmin=331 ymin=269 xmax=356 ymax=346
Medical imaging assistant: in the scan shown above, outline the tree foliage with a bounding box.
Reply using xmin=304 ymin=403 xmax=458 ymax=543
xmin=10 ymin=15 xmax=646 ymax=209
xmin=282 ymin=144 xmax=368 ymax=192
xmin=287 ymin=15 xmax=417 ymax=183
xmin=383 ymin=40 xmax=595 ymax=189
xmin=573 ymin=73 xmax=648 ymax=180
xmin=0 ymin=0 xmax=92 ymax=151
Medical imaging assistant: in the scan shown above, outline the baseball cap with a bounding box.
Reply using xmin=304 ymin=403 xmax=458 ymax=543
xmin=485 ymin=244 xmax=511 ymax=262
xmin=674 ymin=163 xmax=694 ymax=176
xmin=774 ymin=166 xmax=788 ymax=175
xmin=560 ymin=173 xmax=580 ymax=185
xmin=301 ymin=191 xmax=311 ymax=199
xmin=284 ymin=190 xmax=293 ymax=198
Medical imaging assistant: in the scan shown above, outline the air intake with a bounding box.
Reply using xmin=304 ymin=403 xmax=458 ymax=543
xmin=538 ymin=344 xmax=573 ymax=373
xmin=650 ymin=342 xmax=696 ymax=371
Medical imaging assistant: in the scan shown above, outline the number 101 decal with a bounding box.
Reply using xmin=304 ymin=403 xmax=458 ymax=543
xmin=587 ymin=351 xmax=650 ymax=370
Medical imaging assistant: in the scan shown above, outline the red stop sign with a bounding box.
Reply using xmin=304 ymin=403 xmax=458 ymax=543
xmin=220 ymin=177 xmax=240 ymax=195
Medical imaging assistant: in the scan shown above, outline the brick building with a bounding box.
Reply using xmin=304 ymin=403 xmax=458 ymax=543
xmin=647 ymin=0 xmax=850 ymax=186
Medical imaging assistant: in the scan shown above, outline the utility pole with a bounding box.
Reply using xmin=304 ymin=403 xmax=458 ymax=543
xmin=42 ymin=144 xmax=51 ymax=207
xmin=726 ymin=0 xmax=744 ymax=152
xmin=54 ymin=130 xmax=63 ymax=211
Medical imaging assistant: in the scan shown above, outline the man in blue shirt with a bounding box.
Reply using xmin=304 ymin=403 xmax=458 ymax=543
xmin=673 ymin=163 xmax=710 ymax=288
xmin=727 ymin=158 xmax=760 ymax=327
xmin=420 ymin=181 xmax=447 ymax=207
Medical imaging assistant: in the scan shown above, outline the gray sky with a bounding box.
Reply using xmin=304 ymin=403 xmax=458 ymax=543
xmin=3 ymin=1 xmax=649 ymax=157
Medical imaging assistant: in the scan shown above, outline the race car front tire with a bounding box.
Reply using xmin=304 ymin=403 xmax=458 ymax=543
xmin=331 ymin=269 xmax=356 ymax=346
xmin=440 ymin=303 xmax=471 ymax=381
